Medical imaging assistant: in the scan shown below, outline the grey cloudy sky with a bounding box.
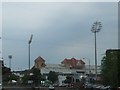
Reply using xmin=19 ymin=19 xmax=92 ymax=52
xmin=2 ymin=2 xmax=118 ymax=71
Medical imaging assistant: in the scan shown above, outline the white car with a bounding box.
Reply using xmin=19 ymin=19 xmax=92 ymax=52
xmin=49 ymin=85 xmax=55 ymax=90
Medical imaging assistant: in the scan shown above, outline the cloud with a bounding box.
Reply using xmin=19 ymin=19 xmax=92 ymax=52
xmin=2 ymin=2 xmax=118 ymax=70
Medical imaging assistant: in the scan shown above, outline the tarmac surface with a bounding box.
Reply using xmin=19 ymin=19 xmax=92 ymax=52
xmin=2 ymin=86 xmax=82 ymax=90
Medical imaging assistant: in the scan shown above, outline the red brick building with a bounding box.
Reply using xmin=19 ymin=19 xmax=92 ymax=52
xmin=61 ymin=57 xmax=85 ymax=69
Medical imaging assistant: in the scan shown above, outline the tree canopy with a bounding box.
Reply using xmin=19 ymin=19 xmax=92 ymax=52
xmin=47 ymin=71 xmax=58 ymax=84
xmin=22 ymin=68 xmax=41 ymax=86
xmin=101 ymin=49 xmax=120 ymax=88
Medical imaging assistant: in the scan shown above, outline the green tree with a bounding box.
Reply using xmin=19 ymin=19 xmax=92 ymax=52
xmin=22 ymin=72 xmax=31 ymax=85
xmin=9 ymin=74 xmax=19 ymax=81
xmin=22 ymin=68 xmax=41 ymax=85
xmin=2 ymin=65 xmax=11 ymax=84
xmin=48 ymin=71 xmax=58 ymax=84
xmin=101 ymin=49 xmax=120 ymax=88
xmin=31 ymin=68 xmax=41 ymax=86
xmin=64 ymin=76 xmax=72 ymax=84
xmin=2 ymin=65 xmax=19 ymax=84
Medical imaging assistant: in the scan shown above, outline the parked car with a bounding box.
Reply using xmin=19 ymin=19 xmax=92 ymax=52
xmin=49 ymin=85 xmax=55 ymax=90
xmin=85 ymin=83 xmax=93 ymax=88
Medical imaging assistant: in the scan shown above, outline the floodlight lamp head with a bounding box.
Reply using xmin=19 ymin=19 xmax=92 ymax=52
xmin=28 ymin=34 xmax=33 ymax=44
xmin=91 ymin=21 xmax=102 ymax=33
xmin=8 ymin=55 xmax=12 ymax=59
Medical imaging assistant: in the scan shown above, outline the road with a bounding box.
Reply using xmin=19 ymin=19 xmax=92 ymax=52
xmin=2 ymin=86 xmax=81 ymax=90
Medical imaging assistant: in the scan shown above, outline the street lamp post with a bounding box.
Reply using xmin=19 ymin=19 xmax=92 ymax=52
xmin=28 ymin=34 xmax=33 ymax=70
xmin=91 ymin=21 xmax=102 ymax=79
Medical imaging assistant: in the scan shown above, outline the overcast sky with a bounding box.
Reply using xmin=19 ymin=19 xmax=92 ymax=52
xmin=2 ymin=2 xmax=118 ymax=71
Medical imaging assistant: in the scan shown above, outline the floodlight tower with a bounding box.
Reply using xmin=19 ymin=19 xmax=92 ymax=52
xmin=8 ymin=55 xmax=12 ymax=70
xmin=91 ymin=21 xmax=102 ymax=79
xmin=28 ymin=34 xmax=33 ymax=70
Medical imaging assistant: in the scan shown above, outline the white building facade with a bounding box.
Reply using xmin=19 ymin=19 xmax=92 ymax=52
xmin=40 ymin=64 xmax=101 ymax=85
